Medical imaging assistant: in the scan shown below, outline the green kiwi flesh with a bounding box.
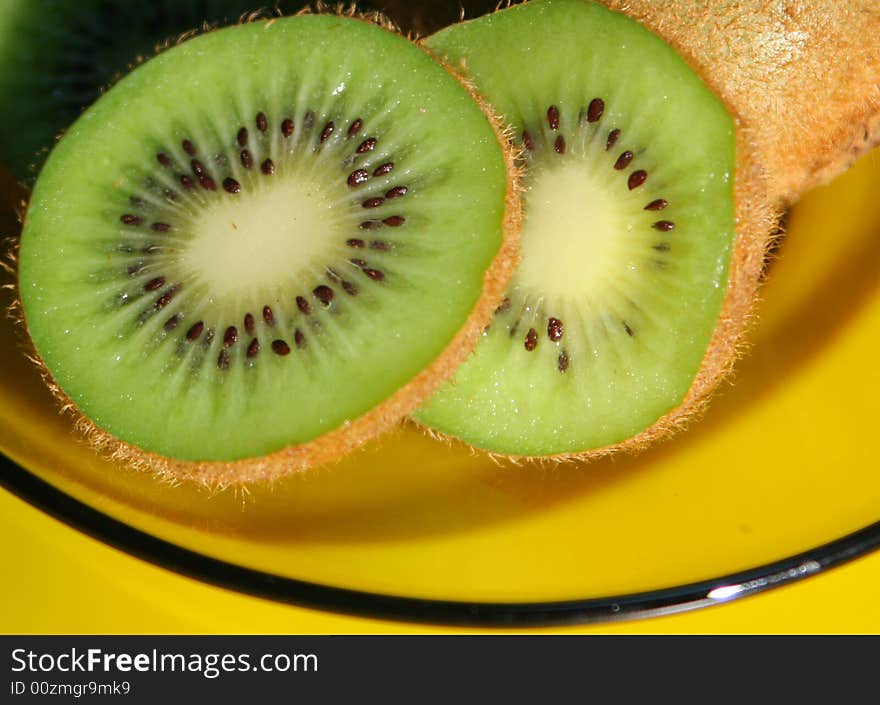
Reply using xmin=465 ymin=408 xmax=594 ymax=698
xmin=417 ymin=0 xmax=737 ymax=456
xmin=18 ymin=14 xmax=514 ymax=466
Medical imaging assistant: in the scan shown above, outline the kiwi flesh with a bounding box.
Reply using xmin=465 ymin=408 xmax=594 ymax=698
xmin=416 ymin=0 xmax=774 ymax=457
xmin=17 ymin=13 xmax=519 ymax=486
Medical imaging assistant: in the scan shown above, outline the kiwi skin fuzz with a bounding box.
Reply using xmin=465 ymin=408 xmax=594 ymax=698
xmin=13 ymin=13 xmax=523 ymax=489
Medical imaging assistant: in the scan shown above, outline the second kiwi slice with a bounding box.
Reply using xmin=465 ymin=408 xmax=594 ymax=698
xmin=417 ymin=0 xmax=755 ymax=457
xmin=17 ymin=13 xmax=518 ymax=485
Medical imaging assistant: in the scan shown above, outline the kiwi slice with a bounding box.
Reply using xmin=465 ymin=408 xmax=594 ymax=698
xmin=17 ymin=13 xmax=518 ymax=485
xmin=415 ymin=0 xmax=772 ymax=457
xmin=0 ymin=0 xmax=321 ymax=183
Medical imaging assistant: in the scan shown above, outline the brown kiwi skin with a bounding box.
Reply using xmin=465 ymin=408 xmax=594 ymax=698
xmin=9 ymin=10 xmax=523 ymax=489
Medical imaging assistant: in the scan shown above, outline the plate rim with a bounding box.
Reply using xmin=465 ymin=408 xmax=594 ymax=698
xmin=3 ymin=453 xmax=879 ymax=628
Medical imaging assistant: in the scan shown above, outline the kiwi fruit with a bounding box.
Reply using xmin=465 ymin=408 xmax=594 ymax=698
xmin=16 ymin=12 xmax=519 ymax=486
xmin=415 ymin=0 xmax=775 ymax=457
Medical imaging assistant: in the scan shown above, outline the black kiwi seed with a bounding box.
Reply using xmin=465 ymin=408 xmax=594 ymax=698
xmin=547 ymin=105 xmax=560 ymax=130
xmin=558 ymin=351 xmax=570 ymax=372
xmin=155 ymin=288 xmax=177 ymax=310
xmin=587 ymin=98 xmax=604 ymax=122
xmin=357 ymin=137 xmax=377 ymax=153
xmin=524 ymin=328 xmax=538 ymax=351
xmin=606 ymin=129 xmax=620 ymax=150
xmin=628 ymin=170 xmax=648 ymax=189
xmin=614 ymin=151 xmax=634 ymax=170
xmin=348 ymin=169 xmax=369 ymax=187
xmin=186 ymin=321 xmax=204 ymax=342
xmin=272 ymin=340 xmax=291 ymax=356
xmin=313 ymin=285 xmax=334 ymax=305
xmin=144 ymin=276 xmax=165 ymax=292
xmin=296 ymin=296 xmax=311 ymax=314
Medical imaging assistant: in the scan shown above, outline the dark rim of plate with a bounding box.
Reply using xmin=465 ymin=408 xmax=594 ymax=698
xmin=2 ymin=453 xmax=878 ymax=627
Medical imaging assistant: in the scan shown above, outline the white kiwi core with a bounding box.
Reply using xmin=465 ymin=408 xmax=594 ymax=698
xmin=516 ymin=160 xmax=626 ymax=303
xmin=181 ymin=175 xmax=347 ymax=306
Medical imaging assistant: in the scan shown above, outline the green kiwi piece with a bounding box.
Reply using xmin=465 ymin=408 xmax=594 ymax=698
xmin=17 ymin=13 xmax=518 ymax=484
xmin=416 ymin=0 xmax=739 ymax=457
xmin=0 ymin=0 xmax=320 ymax=183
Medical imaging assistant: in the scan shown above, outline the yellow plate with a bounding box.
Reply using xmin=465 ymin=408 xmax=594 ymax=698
xmin=1 ymin=151 xmax=878 ymax=625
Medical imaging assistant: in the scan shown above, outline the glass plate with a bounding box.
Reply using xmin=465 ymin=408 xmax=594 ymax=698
xmin=2 ymin=151 xmax=878 ymax=627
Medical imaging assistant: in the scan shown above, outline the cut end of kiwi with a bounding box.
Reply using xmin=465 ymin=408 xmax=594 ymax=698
xmin=17 ymin=12 xmax=520 ymax=486
xmin=416 ymin=0 xmax=776 ymax=459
